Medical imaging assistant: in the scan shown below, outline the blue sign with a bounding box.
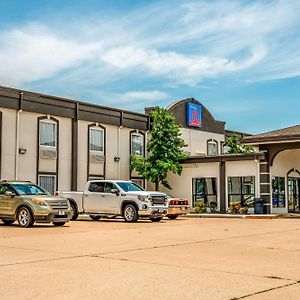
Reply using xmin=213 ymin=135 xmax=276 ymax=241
xmin=186 ymin=102 xmax=202 ymax=127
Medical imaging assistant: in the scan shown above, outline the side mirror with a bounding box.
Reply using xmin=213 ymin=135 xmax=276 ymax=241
xmin=111 ymin=189 xmax=120 ymax=196
xmin=4 ymin=191 xmax=15 ymax=197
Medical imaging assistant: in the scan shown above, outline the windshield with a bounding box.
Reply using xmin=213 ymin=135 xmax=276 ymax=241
xmin=116 ymin=182 xmax=145 ymax=192
xmin=11 ymin=184 xmax=49 ymax=196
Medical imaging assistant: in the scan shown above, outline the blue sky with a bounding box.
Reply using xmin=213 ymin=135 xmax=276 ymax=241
xmin=0 ymin=0 xmax=300 ymax=134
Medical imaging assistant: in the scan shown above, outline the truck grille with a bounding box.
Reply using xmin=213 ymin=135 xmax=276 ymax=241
xmin=48 ymin=200 xmax=69 ymax=210
xmin=150 ymin=195 xmax=166 ymax=206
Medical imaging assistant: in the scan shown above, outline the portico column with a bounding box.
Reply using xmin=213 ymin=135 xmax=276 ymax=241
xmin=259 ymin=155 xmax=271 ymax=214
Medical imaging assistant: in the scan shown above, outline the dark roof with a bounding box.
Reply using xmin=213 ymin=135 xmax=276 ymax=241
xmin=243 ymin=124 xmax=300 ymax=144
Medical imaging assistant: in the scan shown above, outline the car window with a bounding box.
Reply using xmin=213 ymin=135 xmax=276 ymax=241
xmin=11 ymin=184 xmax=48 ymax=195
xmin=0 ymin=185 xmax=11 ymax=195
xmin=104 ymin=182 xmax=116 ymax=193
xmin=88 ymin=182 xmax=105 ymax=193
xmin=116 ymin=182 xmax=144 ymax=192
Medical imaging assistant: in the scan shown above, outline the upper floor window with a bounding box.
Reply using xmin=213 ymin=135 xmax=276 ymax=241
xmin=89 ymin=127 xmax=104 ymax=153
xmin=207 ymin=139 xmax=218 ymax=156
xmin=40 ymin=120 xmax=57 ymax=148
xmin=221 ymin=142 xmax=231 ymax=154
xmin=131 ymin=132 xmax=144 ymax=156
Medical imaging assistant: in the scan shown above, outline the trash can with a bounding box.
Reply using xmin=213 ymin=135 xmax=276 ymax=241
xmin=254 ymin=198 xmax=264 ymax=214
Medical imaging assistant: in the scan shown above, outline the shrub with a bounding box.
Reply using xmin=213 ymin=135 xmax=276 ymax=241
xmin=194 ymin=201 xmax=207 ymax=213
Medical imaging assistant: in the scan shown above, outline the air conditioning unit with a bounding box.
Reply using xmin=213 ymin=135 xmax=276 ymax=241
xmin=195 ymin=152 xmax=206 ymax=156
xmin=90 ymin=153 xmax=105 ymax=162
xmin=40 ymin=149 xmax=57 ymax=159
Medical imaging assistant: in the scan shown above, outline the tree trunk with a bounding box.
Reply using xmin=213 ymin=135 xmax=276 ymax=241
xmin=155 ymin=177 xmax=159 ymax=191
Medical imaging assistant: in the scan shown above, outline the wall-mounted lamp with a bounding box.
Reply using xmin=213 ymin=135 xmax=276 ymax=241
xmin=19 ymin=148 xmax=27 ymax=155
xmin=114 ymin=156 xmax=120 ymax=162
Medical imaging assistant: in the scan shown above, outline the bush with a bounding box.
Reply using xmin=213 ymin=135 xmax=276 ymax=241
xmin=209 ymin=202 xmax=218 ymax=213
xmin=194 ymin=201 xmax=207 ymax=213
xmin=228 ymin=202 xmax=241 ymax=214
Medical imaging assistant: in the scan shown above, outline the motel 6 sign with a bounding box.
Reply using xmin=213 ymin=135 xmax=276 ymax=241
xmin=186 ymin=102 xmax=202 ymax=128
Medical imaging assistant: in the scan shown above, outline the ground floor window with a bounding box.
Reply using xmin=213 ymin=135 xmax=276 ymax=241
xmin=131 ymin=178 xmax=144 ymax=188
xmin=228 ymin=176 xmax=255 ymax=207
xmin=192 ymin=178 xmax=217 ymax=207
xmin=272 ymin=176 xmax=285 ymax=208
xmin=38 ymin=174 xmax=56 ymax=195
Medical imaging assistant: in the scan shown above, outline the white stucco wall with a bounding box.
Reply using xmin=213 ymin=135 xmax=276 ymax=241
xmin=181 ymin=127 xmax=225 ymax=156
xmin=271 ymin=149 xmax=300 ymax=214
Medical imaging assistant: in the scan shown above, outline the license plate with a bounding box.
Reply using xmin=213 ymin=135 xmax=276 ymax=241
xmin=58 ymin=211 xmax=65 ymax=216
xmin=181 ymin=207 xmax=186 ymax=211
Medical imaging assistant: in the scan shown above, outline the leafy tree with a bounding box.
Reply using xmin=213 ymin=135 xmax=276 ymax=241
xmin=226 ymin=134 xmax=254 ymax=154
xmin=130 ymin=107 xmax=187 ymax=190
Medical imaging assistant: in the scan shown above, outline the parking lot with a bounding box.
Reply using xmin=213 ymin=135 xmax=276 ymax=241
xmin=1 ymin=217 xmax=300 ymax=299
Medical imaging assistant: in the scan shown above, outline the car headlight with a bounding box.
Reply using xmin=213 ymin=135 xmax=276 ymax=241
xmin=137 ymin=195 xmax=149 ymax=202
xmin=32 ymin=199 xmax=48 ymax=206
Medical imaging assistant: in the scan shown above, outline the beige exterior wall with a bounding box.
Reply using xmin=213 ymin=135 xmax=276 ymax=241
xmin=271 ymin=149 xmax=300 ymax=214
xmin=161 ymin=162 xmax=220 ymax=206
xmin=181 ymin=127 xmax=224 ymax=156
xmin=1 ymin=108 xmax=17 ymax=180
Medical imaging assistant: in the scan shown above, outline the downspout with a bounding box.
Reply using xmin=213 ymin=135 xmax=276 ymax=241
xmin=15 ymin=92 xmax=23 ymax=180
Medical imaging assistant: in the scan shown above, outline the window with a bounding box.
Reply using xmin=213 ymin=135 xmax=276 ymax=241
xmin=11 ymin=184 xmax=48 ymax=196
xmin=192 ymin=178 xmax=217 ymax=207
xmin=228 ymin=176 xmax=255 ymax=207
xmin=131 ymin=178 xmax=144 ymax=188
xmin=221 ymin=142 xmax=230 ymax=154
xmin=272 ymin=177 xmax=285 ymax=208
xmin=88 ymin=182 xmax=105 ymax=192
xmin=39 ymin=120 xmax=57 ymax=148
xmin=0 ymin=184 xmax=11 ymax=195
xmin=207 ymin=140 xmax=218 ymax=156
xmin=88 ymin=182 xmax=117 ymax=193
xmin=89 ymin=127 xmax=104 ymax=153
xmin=38 ymin=175 xmax=56 ymax=195
xmin=131 ymin=132 xmax=144 ymax=156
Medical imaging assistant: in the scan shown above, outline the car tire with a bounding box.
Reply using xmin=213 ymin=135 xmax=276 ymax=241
xmin=90 ymin=215 xmax=102 ymax=221
xmin=1 ymin=219 xmax=15 ymax=225
xmin=123 ymin=204 xmax=138 ymax=222
xmin=167 ymin=215 xmax=178 ymax=220
xmin=150 ymin=217 xmax=163 ymax=222
xmin=53 ymin=222 xmax=65 ymax=226
xmin=17 ymin=207 xmax=34 ymax=228
xmin=70 ymin=201 xmax=78 ymax=221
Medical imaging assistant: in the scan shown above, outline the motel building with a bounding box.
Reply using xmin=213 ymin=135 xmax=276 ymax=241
xmin=0 ymin=85 xmax=299 ymax=215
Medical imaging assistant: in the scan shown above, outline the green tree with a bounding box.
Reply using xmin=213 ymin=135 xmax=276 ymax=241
xmin=130 ymin=107 xmax=187 ymax=191
xmin=226 ymin=134 xmax=254 ymax=154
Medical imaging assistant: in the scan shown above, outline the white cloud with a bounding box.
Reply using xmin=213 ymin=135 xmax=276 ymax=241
xmin=0 ymin=0 xmax=300 ymax=91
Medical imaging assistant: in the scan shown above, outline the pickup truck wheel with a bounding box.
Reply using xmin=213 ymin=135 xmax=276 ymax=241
xmin=90 ymin=215 xmax=102 ymax=221
xmin=123 ymin=204 xmax=138 ymax=222
xmin=167 ymin=215 xmax=178 ymax=220
xmin=70 ymin=202 xmax=78 ymax=221
xmin=150 ymin=217 xmax=163 ymax=222
xmin=17 ymin=207 xmax=34 ymax=228
xmin=1 ymin=219 xmax=15 ymax=225
xmin=53 ymin=222 xmax=65 ymax=226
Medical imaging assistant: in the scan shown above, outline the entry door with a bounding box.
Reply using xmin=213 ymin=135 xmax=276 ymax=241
xmin=288 ymin=178 xmax=300 ymax=212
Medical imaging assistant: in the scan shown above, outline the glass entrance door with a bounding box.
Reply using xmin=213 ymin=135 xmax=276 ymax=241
xmin=288 ymin=177 xmax=300 ymax=212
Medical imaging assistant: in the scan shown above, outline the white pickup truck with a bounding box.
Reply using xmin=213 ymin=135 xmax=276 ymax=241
xmin=58 ymin=180 xmax=168 ymax=222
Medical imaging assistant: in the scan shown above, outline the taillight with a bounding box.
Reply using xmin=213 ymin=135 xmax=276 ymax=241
xmin=169 ymin=200 xmax=175 ymax=205
xmin=184 ymin=200 xmax=189 ymax=205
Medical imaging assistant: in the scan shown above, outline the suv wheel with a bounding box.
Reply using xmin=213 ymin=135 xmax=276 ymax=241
xmin=70 ymin=202 xmax=78 ymax=221
xmin=17 ymin=207 xmax=34 ymax=228
xmin=167 ymin=215 xmax=178 ymax=220
xmin=150 ymin=217 xmax=163 ymax=222
xmin=123 ymin=204 xmax=138 ymax=222
xmin=90 ymin=215 xmax=102 ymax=221
xmin=53 ymin=222 xmax=65 ymax=226
xmin=1 ymin=219 xmax=15 ymax=225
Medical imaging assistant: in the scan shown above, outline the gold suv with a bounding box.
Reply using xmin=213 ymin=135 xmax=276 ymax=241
xmin=0 ymin=181 xmax=72 ymax=228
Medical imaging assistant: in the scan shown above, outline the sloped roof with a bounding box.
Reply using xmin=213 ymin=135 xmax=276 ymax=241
xmin=243 ymin=124 xmax=300 ymax=144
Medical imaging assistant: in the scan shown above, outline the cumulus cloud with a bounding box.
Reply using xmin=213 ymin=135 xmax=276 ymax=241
xmin=0 ymin=0 xmax=300 ymax=92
